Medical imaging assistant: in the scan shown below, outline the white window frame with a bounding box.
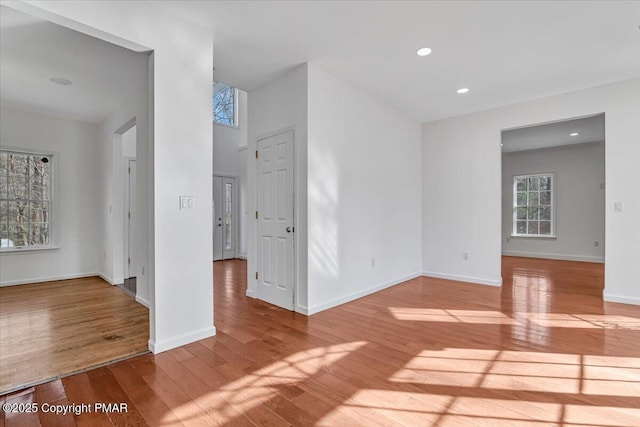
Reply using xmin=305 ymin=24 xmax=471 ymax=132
xmin=212 ymin=84 xmax=239 ymax=128
xmin=512 ymin=172 xmax=555 ymax=238
xmin=0 ymin=148 xmax=56 ymax=252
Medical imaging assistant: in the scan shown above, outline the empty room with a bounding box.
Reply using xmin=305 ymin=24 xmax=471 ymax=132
xmin=1 ymin=1 xmax=639 ymax=426
xmin=0 ymin=5 xmax=151 ymax=394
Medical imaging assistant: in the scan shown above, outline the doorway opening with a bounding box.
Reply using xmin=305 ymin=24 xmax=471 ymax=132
xmin=212 ymin=81 xmax=248 ymax=264
xmin=0 ymin=5 xmax=150 ymax=394
xmin=500 ymin=114 xmax=605 ymax=296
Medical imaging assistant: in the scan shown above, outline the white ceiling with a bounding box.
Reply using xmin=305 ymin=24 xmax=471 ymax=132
xmin=0 ymin=6 xmax=148 ymax=124
xmin=502 ymin=114 xmax=605 ymax=153
xmin=157 ymin=0 xmax=640 ymax=123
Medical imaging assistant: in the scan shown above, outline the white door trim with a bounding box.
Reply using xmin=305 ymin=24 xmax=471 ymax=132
xmin=124 ymin=157 xmax=136 ymax=280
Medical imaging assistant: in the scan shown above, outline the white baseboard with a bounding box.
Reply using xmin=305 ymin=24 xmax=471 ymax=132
xmin=98 ymin=273 xmax=115 ymax=285
xmin=603 ymin=292 xmax=640 ymax=306
xmin=306 ymin=272 xmax=422 ymax=315
xmin=246 ymin=288 xmax=256 ymax=298
xmin=422 ymin=271 xmax=502 ymax=287
xmin=236 ymin=254 xmax=247 ymax=260
xmin=135 ymin=295 xmax=150 ymax=308
xmin=502 ymin=251 xmax=604 ymax=263
xmin=149 ymin=325 xmax=216 ymax=354
xmin=295 ymin=303 xmax=309 ymax=315
xmin=0 ymin=272 xmax=99 ymax=287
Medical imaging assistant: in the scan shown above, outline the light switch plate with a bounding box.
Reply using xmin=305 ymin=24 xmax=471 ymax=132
xmin=180 ymin=196 xmax=194 ymax=210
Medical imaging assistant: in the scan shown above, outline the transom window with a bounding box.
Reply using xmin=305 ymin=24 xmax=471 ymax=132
xmin=212 ymin=82 xmax=238 ymax=127
xmin=513 ymin=173 xmax=554 ymax=237
xmin=0 ymin=150 xmax=53 ymax=249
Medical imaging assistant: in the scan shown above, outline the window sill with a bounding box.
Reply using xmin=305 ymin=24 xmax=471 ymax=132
xmin=510 ymin=235 xmax=557 ymax=240
xmin=213 ymin=121 xmax=239 ymax=129
xmin=0 ymin=246 xmax=60 ymax=254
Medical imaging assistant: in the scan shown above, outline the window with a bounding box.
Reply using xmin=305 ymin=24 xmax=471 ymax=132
xmin=0 ymin=150 xmax=53 ymax=249
xmin=513 ymin=173 xmax=554 ymax=237
xmin=212 ymin=82 xmax=238 ymax=127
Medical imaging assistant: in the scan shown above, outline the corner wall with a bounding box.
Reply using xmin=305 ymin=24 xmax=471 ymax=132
xmin=306 ymin=64 xmax=423 ymax=314
xmin=213 ymin=90 xmax=248 ymax=258
xmin=16 ymin=0 xmax=216 ymax=351
xmin=422 ymin=78 xmax=640 ymax=305
xmin=247 ymin=64 xmax=308 ymax=311
xmin=98 ymin=82 xmax=150 ymax=307
xmin=0 ymin=106 xmax=100 ymax=285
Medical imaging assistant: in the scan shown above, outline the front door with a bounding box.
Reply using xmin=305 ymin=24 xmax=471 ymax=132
xmin=257 ymin=130 xmax=294 ymax=310
xmin=213 ymin=175 xmax=236 ymax=261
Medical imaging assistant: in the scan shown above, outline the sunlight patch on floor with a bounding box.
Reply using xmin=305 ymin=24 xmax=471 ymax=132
xmin=387 ymin=348 xmax=640 ymax=398
xmin=388 ymin=307 xmax=640 ymax=330
xmin=319 ymin=389 xmax=640 ymax=426
xmin=163 ymin=341 xmax=367 ymax=425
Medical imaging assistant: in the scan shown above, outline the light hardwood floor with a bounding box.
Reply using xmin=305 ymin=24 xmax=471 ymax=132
xmin=2 ymin=257 xmax=640 ymax=426
xmin=0 ymin=276 xmax=149 ymax=394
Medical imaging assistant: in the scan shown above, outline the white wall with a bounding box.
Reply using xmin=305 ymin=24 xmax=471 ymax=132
xmin=248 ymin=64 xmax=308 ymax=310
xmin=306 ymin=64 xmax=422 ymax=314
xmin=0 ymin=106 xmax=100 ymax=285
xmin=122 ymin=125 xmax=136 ymax=158
xmin=422 ymin=78 xmax=640 ymax=305
xmin=13 ymin=0 xmax=216 ymax=351
xmin=98 ymin=83 xmax=149 ymax=308
xmin=502 ymin=142 xmax=605 ymax=263
xmin=213 ymin=89 xmax=247 ymax=257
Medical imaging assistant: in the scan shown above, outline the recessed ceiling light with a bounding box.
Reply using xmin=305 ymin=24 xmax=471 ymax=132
xmin=570 ymin=132 xmax=579 ymax=136
xmin=416 ymin=47 xmax=432 ymax=57
xmin=457 ymin=87 xmax=470 ymax=94
xmin=50 ymin=77 xmax=72 ymax=86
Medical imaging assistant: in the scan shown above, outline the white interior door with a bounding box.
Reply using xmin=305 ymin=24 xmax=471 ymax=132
xmin=213 ymin=175 xmax=236 ymax=261
xmin=125 ymin=159 xmax=136 ymax=278
xmin=257 ymin=130 xmax=294 ymax=310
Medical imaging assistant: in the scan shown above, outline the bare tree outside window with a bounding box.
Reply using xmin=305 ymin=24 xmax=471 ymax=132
xmin=0 ymin=150 xmax=52 ymax=248
xmin=212 ymin=83 xmax=236 ymax=126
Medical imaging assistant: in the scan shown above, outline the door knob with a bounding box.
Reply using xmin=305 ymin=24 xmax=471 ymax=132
xmin=286 ymin=226 xmax=292 ymax=233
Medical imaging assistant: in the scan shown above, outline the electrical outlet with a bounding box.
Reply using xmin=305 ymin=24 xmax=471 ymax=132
xmin=594 ymin=241 xmax=599 ymax=247
xmin=463 ymin=252 xmax=469 ymax=261
xmin=371 ymin=258 xmax=376 ymax=267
